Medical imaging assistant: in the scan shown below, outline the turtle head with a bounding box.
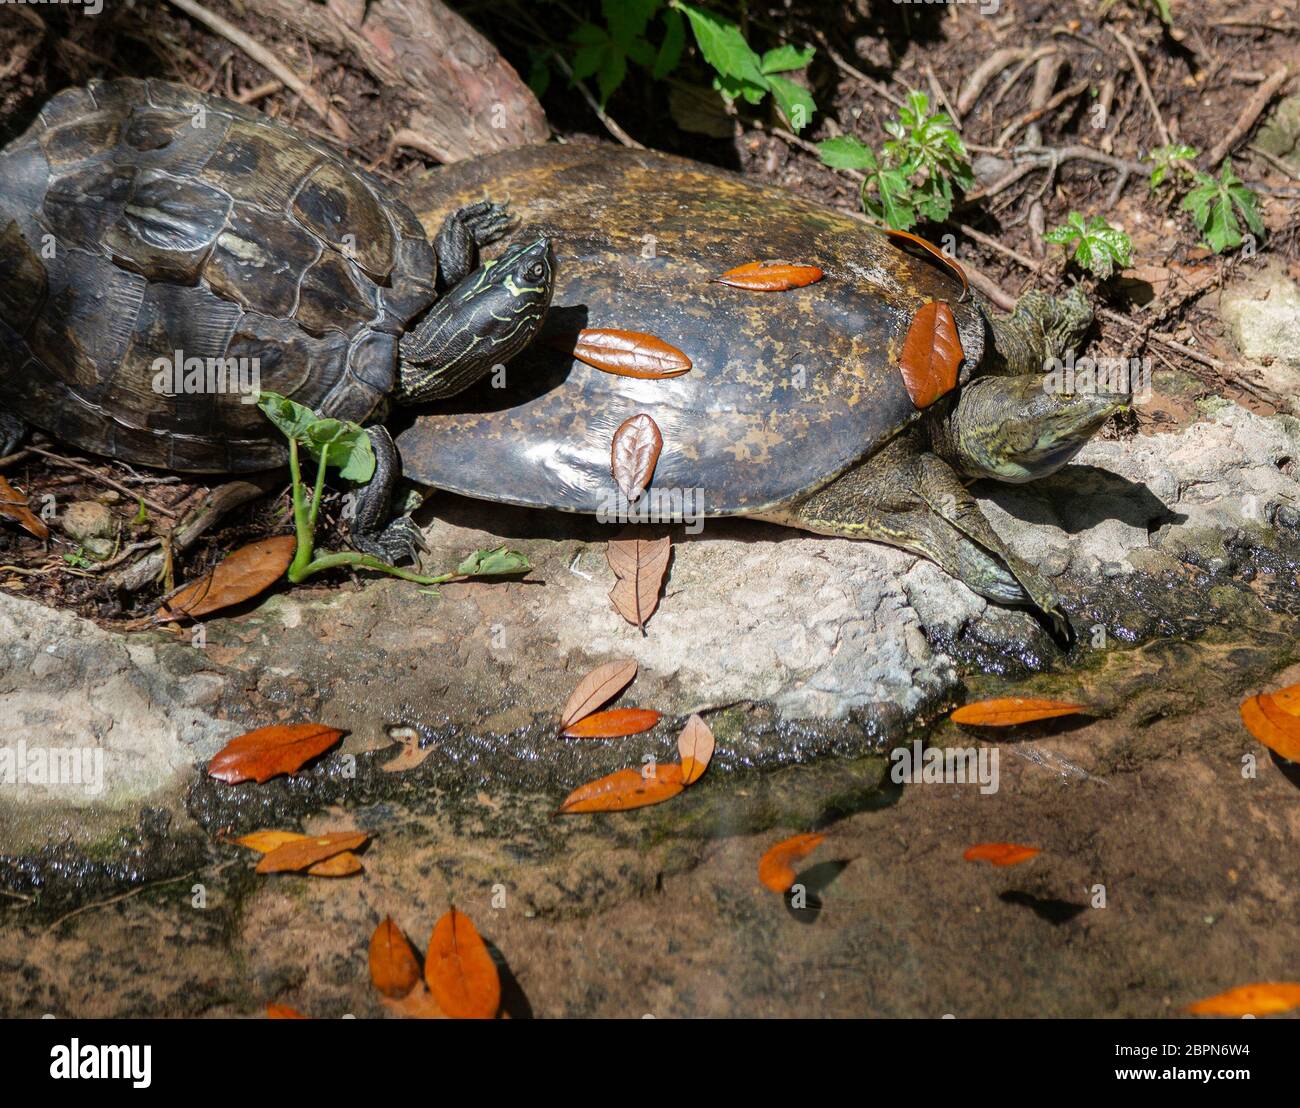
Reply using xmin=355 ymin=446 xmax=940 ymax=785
xmin=933 ymin=370 xmax=1129 ymax=484
xmin=397 ymin=237 xmax=555 ymax=403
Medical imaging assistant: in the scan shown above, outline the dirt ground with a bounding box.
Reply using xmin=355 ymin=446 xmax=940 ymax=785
xmin=1 ymin=1 xmax=1298 ymax=1018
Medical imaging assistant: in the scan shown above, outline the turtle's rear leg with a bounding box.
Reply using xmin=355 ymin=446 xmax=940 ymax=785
xmin=345 ymin=426 xmax=428 ymax=565
xmin=759 ymin=433 xmax=1069 ymax=637
xmin=433 ymin=199 xmax=516 ymax=288
xmin=0 ymin=411 xmax=27 ymax=457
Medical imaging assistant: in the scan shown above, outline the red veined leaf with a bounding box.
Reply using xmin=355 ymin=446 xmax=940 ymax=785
xmin=611 ymin=413 xmax=663 ymax=502
xmin=207 ymin=722 xmax=345 ymax=784
xmin=882 ymin=227 xmax=970 ymax=300
xmin=255 ymin=831 xmax=369 ymax=874
xmin=425 ymin=908 xmax=501 ymax=1020
xmin=1187 ymin=982 xmax=1300 ymax=1016
xmin=0 ymin=476 xmax=49 ymax=540
xmin=714 ymin=260 xmax=825 ymax=291
xmin=677 ymin=714 xmax=715 ymax=785
xmin=156 ymin=535 xmax=295 ymax=621
xmin=758 ymin=832 xmax=826 ymax=893
xmin=899 ymin=300 xmax=964 ymax=409
xmin=963 ymin=842 xmax=1040 ymax=867
xmin=560 ymin=659 xmax=638 ymax=729
xmin=607 ymin=534 xmax=672 ymax=629
xmin=369 ymin=916 xmax=423 ymax=999
xmin=563 ymin=706 xmax=662 ymax=739
xmin=557 ymin=763 xmax=686 ymax=814
xmin=564 ymin=328 xmax=692 ymax=378
xmin=950 ymin=698 xmax=1088 ymax=727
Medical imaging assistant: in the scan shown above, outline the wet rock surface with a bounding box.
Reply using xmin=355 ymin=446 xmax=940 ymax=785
xmin=1 ymin=401 xmax=1298 ymax=1015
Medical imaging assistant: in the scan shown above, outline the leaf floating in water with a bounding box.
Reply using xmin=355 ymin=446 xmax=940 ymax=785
xmin=255 ymin=831 xmax=369 ymax=874
xmin=1240 ymin=691 xmax=1300 ymax=762
xmin=607 ymin=534 xmax=671 ymax=629
xmin=369 ymin=916 xmax=423 ymax=999
xmin=557 ymin=763 xmax=686 ymax=814
xmin=560 ymin=659 xmax=638 ymax=729
xmin=950 ymin=697 xmax=1087 ymax=727
xmin=963 ymin=842 xmax=1040 ymax=867
xmin=156 ymin=534 xmax=296 ymax=621
xmin=566 ymin=328 xmax=692 ymax=378
xmin=611 ymin=413 xmax=663 ymax=502
xmin=758 ymin=832 xmax=826 ymax=893
xmin=714 ymin=260 xmax=824 ymax=291
xmin=563 ymin=706 xmax=662 ymax=739
xmin=899 ymin=300 xmax=964 ymax=410
xmin=425 ymin=908 xmax=501 ymax=1020
xmin=677 ymin=714 xmax=715 ymax=785
xmin=0 ymin=475 xmax=49 ymax=540
xmin=1187 ymin=982 xmax=1300 ymax=1016
xmin=882 ymin=227 xmax=970 ymax=300
xmin=208 ymin=723 xmax=344 ymax=784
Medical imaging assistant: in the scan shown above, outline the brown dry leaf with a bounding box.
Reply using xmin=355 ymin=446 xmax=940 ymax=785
xmin=306 ymin=852 xmax=363 ymax=877
xmin=567 ymin=328 xmax=692 ymax=378
xmin=677 ymin=714 xmax=715 ymax=785
xmin=207 ymin=722 xmax=345 ymax=784
xmin=714 ymin=260 xmax=824 ymax=291
xmin=557 ymin=763 xmax=686 ymax=814
xmin=1240 ymin=694 xmax=1300 ymax=762
xmin=758 ymin=832 xmax=826 ymax=893
xmin=950 ymin=698 xmax=1087 ymax=727
xmin=560 ymin=659 xmax=638 ymax=729
xmin=882 ymin=228 xmax=970 ymax=299
xmin=563 ymin=706 xmax=662 ymax=739
xmin=369 ymin=916 xmax=423 ymax=999
xmin=266 ymin=1003 xmax=307 ymax=1019
xmin=963 ymin=842 xmax=1040 ymax=866
xmin=0 ymin=476 xmax=49 ymax=540
xmin=611 ymin=413 xmax=662 ymax=502
xmin=607 ymin=534 xmax=671 ymax=629
xmin=156 ymin=534 xmax=295 ymax=622
xmin=256 ymin=831 xmax=369 ymax=874
xmin=899 ymin=300 xmax=963 ymax=409
xmin=1187 ymin=982 xmax=1300 ymax=1016
xmin=382 ymin=982 xmax=448 ymax=1019
xmin=380 ymin=726 xmax=434 ymax=772
xmin=425 ymin=908 xmax=501 ymax=1020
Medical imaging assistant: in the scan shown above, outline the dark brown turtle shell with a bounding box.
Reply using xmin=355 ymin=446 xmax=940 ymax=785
xmin=0 ymin=78 xmax=437 ymax=472
xmin=396 ymin=144 xmax=985 ymax=517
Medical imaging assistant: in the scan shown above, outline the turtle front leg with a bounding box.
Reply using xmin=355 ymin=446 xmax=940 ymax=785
xmin=757 ymin=433 xmax=1070 ymax=637
xmin=345 ymin=426 xmax=428 ymax=565
xmin=433 ymin=199 xmax=515 ymax=289
xmin=985 ymin=285 xmax=1093 ymax=376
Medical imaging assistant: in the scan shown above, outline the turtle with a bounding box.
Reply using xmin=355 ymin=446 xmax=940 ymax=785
xmin=0 ymin=78 xmax=556 ymax=563
xmin=395 ymin=143 xmax=1129 ymax=634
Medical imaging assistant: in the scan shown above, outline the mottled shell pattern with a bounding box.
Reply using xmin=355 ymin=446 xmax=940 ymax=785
xmin=0 ymin=78 xmax=437 ymax=472
xmin=397 ymin=144 xmax=986 ymax=517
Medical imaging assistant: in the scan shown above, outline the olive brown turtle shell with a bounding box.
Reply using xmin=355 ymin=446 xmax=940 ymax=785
xmin=396 ymin=143 xmax=985 ymax=517
xmin=0 ymin=78 xmax=437 ymax=472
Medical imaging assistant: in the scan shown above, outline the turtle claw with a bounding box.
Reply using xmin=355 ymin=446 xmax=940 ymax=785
xmin=353 ymin=515 xmax=427 ymax=566
xmin=460 ymin=199 xmax=516 ymax=247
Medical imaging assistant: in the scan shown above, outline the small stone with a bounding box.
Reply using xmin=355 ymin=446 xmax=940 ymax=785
xmin=60 ymin=501 xmax=115 ymax=542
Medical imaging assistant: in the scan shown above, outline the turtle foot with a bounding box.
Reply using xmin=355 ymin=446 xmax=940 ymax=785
xmin=352 ymin=515 xmax=428 ymax=566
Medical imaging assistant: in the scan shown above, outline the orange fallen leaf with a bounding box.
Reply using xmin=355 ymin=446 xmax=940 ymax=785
xmin=234 ymin=828 xmax=361 ymax=876
xmin=156 ymin=534 xmax=295 ymax=621
xmin=266 ymin=1003 xmax=307 ymax=1019
xmin=963 ymin=842 xmax=1040 ymax=866
xmin=369 ymin=916 xmax=423 ymax=999
xmin=882 ymin=227 xmax=970 ymax=300
xmin=677 ymin=714 xmax=715 ymax=785
xmin=1240 ymin=694 xmax=1300 ymax=762
xmin=1187 ymin=982 xmax=1300 ymax=1016
xmin=758 ymin=832 xmax=826 ymax=893
xmin=563 ymin=706 xmax=662 ymax=739
xmin=611 ymin=413 xmax=663 ymax=502
xmin=566 ymin=328 xmax=692 ymax=378
xmin=557 ymin=763 xmax=686 ymax=813
xmin=607 ymin=534 xmax=671 ymax=629
xmin=256 ymin=830 xmax=369 ymax=874
xmin=950 ymin=698 xmax=1087 ymax=727
xmin=1268 ymin=682 xmax=1300 ymax=716
xmin=425 ymin=908 xmax=500 ymax=1020
xmin=714 ymin=260 xmax=824 ymax=291
xmin=208 ymin=722 xmax=344 ymax=784
xmin=899 ymin=300 xmax=963 ymax=409
xmin=560 ymin=658 xmax=638 ymax=729
xmin=0 ymin=475 xmax=49 ymax=540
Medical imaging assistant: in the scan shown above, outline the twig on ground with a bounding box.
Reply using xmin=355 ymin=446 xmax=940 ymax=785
xmin=24 ymin=448 xmax=177 ymax=519
xmin=1206 ymin=66 xmax=1291 ymax=167
xmin=551 ymin=54 xmax=643 ymax=149
xmin=996 ymin=79 xmax=1091 ymax=149
xmin=957 ymin=46 xmax=1051 ymax=115
xmin=1249 ymin=144 xmax=1300 ymax=181
xmin=811 ymin=33 xmax=904 ymax=108
xmin=163 ymin=0 xmax=351 ymax=143
xmin=1110 ymin=26 xmax=1171 ymax=146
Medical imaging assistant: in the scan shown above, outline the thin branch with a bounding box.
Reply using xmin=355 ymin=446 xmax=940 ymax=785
xmin=1207 ymin=66 xmax=1291 ymax=167
xmin=1110 ymin=26 xmax=1171 ymax=146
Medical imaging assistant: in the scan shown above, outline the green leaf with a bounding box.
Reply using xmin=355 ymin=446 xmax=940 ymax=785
xmin=818 ymin=135 xmax=877 ymax=170
xmin=257 ymin=391 xmax=376 ymax=483
xmin=1044 ymin=212 xmax=1132 ymax=278
xmin=455 ymin=545 xmax=532 ymax=578
xmin=713 ymin=71 xmax=767 ymax=106
xmin=527 ymin=53 xmax=551 ymax=99
xmin=1145 ymin=142 xmax=1198 ymax=190
xmin=677 ymin=2 xmax=768 ymax=89
xmin=653 ymin=7 xmax=685 ymax=78
xmin=865 ymin=166 xmax=917 ymax=230
xmin=1180 ymin=165 xmax=1264 ymax=254
xmin=766 ymin=73 xmax=816 ymax=132
xmin=603 ymin=0 xmax=658 ymax=46
xmin=760 ymin=43 xmax=815 ymax=74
